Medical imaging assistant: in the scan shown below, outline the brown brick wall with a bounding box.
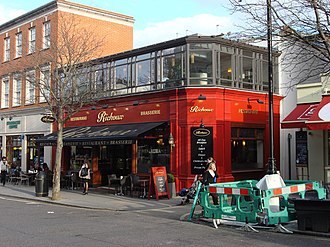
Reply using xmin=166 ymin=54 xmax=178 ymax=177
xmin=0 ymin=6 xmax=133 ymax=110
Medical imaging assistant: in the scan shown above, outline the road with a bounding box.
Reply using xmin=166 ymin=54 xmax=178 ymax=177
xmin=0 ymin=196 xmax=328 ymax=247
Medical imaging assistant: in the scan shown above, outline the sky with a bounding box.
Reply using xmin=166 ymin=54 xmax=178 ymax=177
xmin=0 ymin=0 xmax=241 ymax=48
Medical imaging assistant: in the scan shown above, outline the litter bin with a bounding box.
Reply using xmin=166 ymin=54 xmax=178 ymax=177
xmin=294 ymin=198 xmax=330 ymax=233
xmin=35 ymin=171 xmax=49 ymax=197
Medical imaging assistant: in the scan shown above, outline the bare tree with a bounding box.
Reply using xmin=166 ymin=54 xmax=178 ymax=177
xmin=228 ymin=0 xmax=330 ymax=91
xmin=25 ymin=14 xmax=105 ymax=200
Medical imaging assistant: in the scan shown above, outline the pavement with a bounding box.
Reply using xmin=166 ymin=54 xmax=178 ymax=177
xmin=0 ymin=183 xmax=183 ymax=211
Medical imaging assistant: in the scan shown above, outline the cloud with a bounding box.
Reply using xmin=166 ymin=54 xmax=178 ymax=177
xmin=134 ymin=13 xmax=237 ymax=48
xmin=0 ymin=4 xmax=26 ymax=25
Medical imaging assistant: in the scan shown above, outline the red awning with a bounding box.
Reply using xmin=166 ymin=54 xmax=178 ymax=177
xmin=306 ymin=95 xmax=330 ymax=130
xmin=281 ymin=103 xmax=319 ymax=129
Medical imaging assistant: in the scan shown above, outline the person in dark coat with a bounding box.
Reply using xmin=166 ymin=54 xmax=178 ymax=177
xmin=202 ymin=162 xmax=219 ymax=205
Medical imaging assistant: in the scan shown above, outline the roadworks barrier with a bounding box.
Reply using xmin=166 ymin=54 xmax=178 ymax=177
xmin=188 ymin=179 xmax=326 ymax=233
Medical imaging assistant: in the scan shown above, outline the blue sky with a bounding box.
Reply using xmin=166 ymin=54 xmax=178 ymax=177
xmin=0 ymin=0 xmax=240 ymax=48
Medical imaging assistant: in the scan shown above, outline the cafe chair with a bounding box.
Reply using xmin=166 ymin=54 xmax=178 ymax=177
xmin=108 ymin=174 xmax=120 ymax=194
xmin=19 ymin=173 xmax=30 ymax=186
xmin=129 ymin=174 xmax=142 ymax=197
xmin=72 ymin=172 xmax=83 ymax=190
xmin=115 ymin=176 xmax=127 ymax=196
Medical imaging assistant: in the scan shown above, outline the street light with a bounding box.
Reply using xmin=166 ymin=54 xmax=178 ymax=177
xmin=238 ymin=0 xmax=276 ymax=174
xmin=266 ymin=0 xmax=276 ymax=175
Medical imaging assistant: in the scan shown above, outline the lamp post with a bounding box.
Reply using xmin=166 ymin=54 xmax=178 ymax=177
xmin=238 ymin=0 xmax=276 ymax=175
xmin=266 ymin=0 xmax=276 ymax=175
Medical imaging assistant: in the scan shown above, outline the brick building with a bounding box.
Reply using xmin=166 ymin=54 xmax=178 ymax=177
xmin=0 ymin=0 xmax=134 ymax=172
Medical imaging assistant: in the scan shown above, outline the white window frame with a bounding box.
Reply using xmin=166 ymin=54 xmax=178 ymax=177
xmin=4 ymin=37 xmax=10 ymax=62
xmin=1 ymin=76 xmax=10 ymax=108
xmin=29 ymin=27 xmax=36 ymax=54
xmin=40 ymin=65 xmax=51 ymax=103
xmin=13 ymin=74 xmax=22 ymax=107
xmin=26 ymin=70 xmax=36 ymax=105
xmin=15 ymin=32 xmax=22 ymax=58
xmin=43 ymin=21 xmax=51 ymax=49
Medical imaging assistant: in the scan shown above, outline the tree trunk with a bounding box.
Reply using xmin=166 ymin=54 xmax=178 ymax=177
xmin=51 ymin=121 xmax=63 ymax=200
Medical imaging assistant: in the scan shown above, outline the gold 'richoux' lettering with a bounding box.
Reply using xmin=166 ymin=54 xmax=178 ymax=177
xmin=190 ymin=106 xmax=213 ymax=113
xmin=96 ymin=111 xmax=124 ymax=123
xmin=238 ymin=109 xmax=258 ymax=114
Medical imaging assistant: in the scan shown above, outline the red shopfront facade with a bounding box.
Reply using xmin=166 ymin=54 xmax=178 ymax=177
xmin=45 ymin=86 xmax=281 ymax=191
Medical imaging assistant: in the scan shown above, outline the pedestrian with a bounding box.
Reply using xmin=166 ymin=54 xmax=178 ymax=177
xmin=0 ymin=156 xmax=9 ymax=186
xmin=79 ymin=161 xmax=91 ymax=195
xmin=202 ymin=161 xmax=219 ymax=205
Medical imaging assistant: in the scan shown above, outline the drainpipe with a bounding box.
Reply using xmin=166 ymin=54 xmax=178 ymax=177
xmin=288 ymin=133 xmax=292 ymax=180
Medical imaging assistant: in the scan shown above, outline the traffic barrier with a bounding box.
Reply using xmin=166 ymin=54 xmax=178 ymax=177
xmin=188 ymin=179 xmax=326 ymax=232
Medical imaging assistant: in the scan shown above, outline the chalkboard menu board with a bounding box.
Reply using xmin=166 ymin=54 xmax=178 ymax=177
xmin=191 ymin=127 xmax=213 ymax=174
xmin=296 ymin=131 xmax=308 ymax=165
xmin=148 ymin=166 xmax=170 ymax=200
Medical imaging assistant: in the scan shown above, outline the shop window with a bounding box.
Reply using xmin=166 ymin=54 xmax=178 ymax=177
xmin=137 ymin=139 xmax=170 ymax=174
xmin=6 ymin=135 xmax=22 ymax=169
xmin=27 ymin=135 xmax=44 ymax=172
xmin=231 ymin=128 xmax=264 ymax=171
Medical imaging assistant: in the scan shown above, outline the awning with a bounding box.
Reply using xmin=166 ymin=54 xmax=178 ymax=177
xmin=37 ymin=122 xmax=166 ymax=146
xmin=306 ymin=95 xmax=330 ymax=130
xmin=281 ymin=103 xmax=319 ymax=129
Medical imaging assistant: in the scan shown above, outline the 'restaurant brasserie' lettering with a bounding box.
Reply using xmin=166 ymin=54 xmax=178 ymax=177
xmin=96 ymin=111 xmax=124 ymax=123
xmin=189 ymin=106 xmax=213 ymax=113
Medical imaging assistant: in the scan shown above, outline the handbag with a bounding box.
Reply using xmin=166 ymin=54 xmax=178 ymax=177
xmin=81 ymin=167 xmax=88 ymax=177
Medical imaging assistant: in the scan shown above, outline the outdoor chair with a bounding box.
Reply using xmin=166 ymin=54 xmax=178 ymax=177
xmin=108 ymin=174 xmax=120 ymax=194
xmin=129 ymin=174 xmax=142 ymax=197
xmin=19 ymin=174 xmax=29 ymax=186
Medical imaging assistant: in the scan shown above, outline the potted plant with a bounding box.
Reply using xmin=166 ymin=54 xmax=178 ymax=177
xmin=167 ymin=173 xmax=176 ymax=198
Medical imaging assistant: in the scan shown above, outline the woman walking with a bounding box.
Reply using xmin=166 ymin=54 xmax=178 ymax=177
xmin=79 ymin=161 xmax=91 ymax=195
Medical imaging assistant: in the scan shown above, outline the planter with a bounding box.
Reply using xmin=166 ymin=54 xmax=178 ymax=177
xmin=168 ymin=182 xmax=176 ymax=198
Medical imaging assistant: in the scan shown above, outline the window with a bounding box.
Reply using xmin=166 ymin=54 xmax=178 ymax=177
xmin=4 ymin=37 xmax=10 ymax=62
xmin=27 ymin=135 xmax=44 ymax=172
xmin=29 ymin=27 xmax=36 ymax=53
xmin=220 ymin=52 xmax=233 ymax=81
xmin=40 ymin=66 xmax=50 ymax=103
xmin=1 ymin=76 xmax=9 ymax=108
xmin=231 ymin=128 xmax=264 ymax=171
xmin=15 ymin=32 xmax=22 ymax=57
xmin=26 ymin=70 xmax=36 ymax=104
xmin=189 ymin=49 xmax=213 ymax=85
xmin=13 ymin=74 xmax=22 ymax=106
xmin=43 ymin=21 xmax=51 ymax=49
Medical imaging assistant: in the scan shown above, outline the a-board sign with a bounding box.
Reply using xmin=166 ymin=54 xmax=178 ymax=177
xmin=148 ymin=166 xmax=170 ymax=200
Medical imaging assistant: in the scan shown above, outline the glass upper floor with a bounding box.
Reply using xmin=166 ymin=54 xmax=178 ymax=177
xmin=78 ymin=35 xmax=279 ymax=98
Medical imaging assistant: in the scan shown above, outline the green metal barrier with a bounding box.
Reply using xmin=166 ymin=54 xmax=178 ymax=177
xmin=189 ymin=179 xmax=326 ymax=227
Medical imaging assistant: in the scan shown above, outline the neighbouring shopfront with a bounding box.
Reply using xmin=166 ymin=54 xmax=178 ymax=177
xmin=0 ymin=113 xmax=51 ymax=172
xmin=281 ymin=94 xmax=330 ymax=189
